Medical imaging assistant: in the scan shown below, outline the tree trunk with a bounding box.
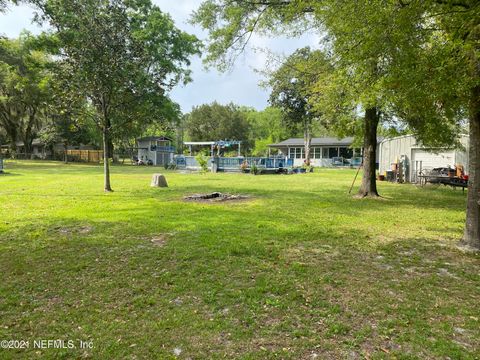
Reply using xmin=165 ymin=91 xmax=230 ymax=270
xmin=22 ymin=136 xmax=33 ymax=159
xmin=0 ymin=106 xmax=18 ymax=157
xmin=103 ymin=127 xmax=113 ymax=192
xmin=108 ymin=138 xmax=117 ymax=163
xmin=461 ymin=84 xmax=480 ymax=249
xmin=357 ymin=107 xmax=379 ymax=197
xmin=64 ymin=143 xmax=68 ymax=163
xmin=9 ymin=138 xmax=17 ymax=158
xmin=23 ymin=109 xmax=36 ymax=159
xmin=304 ymin=120 xmax=312 ymax=166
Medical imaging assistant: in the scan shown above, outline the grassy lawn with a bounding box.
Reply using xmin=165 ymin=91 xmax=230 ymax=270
xmin=0 ymin=160 xmax=479 ymax=359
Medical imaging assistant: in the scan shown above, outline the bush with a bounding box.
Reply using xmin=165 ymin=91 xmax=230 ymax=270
xmin=250 ymin=162 xmax=260 ymax=175
xmin=302 ymin=163 xmax=314 ymax=173
xmin=195 ymin=153 xmax=209 ymax=173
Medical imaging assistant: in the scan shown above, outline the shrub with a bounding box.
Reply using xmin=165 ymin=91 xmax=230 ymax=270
xmin=195 ymin=153 xmax=209 ymax=173
xmin=250 ymin=162 xmax=260 ymax=175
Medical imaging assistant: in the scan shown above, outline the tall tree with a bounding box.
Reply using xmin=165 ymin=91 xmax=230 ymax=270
xmin=37 ymin=0 xmax=200 ymax=191
xmin=0 ymin=33 xmax=52 ymax=157
xmin=39 ymin=64 xmax=92 ymax=162
xmin=268 ymin=47 xmax=332 ymax=165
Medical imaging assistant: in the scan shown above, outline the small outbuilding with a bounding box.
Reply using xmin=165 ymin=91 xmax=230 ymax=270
xmin=137 ymin=136 xmax=175 ymax=166
xmin=378 ymin=134 xmax=469 ymax=182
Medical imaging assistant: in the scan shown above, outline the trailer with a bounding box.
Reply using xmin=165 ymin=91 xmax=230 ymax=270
xmin=418 ymin=167 xmax=468 ymax=191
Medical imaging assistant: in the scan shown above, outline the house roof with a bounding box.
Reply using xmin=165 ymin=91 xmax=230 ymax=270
xmin=269 ymin=136 xmax=383 ymax=147
xmin=184 ymin=141 xmax=215 ymax=146
xmin=184 ymin=140 xmax=242 ymax=146
xmin=137 ymin=136 xmax=172 ymax=142
xmin=0 ymin=139 xmax=45 ymax=148
xmin=270 ymin=137 xmax=354 ymax=147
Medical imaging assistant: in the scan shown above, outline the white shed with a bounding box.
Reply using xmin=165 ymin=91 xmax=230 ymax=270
xmin=378 ymin=134 xmax=469 ymax=182
xmin=136 ymin=136 xmax=175 ymax=166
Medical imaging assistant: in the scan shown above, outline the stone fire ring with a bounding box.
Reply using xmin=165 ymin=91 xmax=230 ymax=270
xmin=184 ymin=192 xmax=249 ymax=202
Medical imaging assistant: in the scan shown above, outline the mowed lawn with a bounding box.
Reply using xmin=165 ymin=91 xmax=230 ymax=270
xmin=0 ymin=161 xmax=479 ymax=359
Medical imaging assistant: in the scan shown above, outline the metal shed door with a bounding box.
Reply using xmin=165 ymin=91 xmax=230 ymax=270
xmin=411 ymin=149 xmax=455 ymax=169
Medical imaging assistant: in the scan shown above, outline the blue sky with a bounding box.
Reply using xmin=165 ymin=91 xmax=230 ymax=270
xmin=0 ymin=0 xmax=319 ymax=113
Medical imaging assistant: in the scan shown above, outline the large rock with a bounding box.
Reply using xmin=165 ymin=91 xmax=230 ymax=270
xmin=151 ymin=174 xmax=168 ymax=187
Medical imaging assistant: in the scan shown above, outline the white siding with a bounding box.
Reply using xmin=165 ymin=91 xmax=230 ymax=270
xmin=379 ymin=135 xmax=418 ymax=176
xmin=411 ymin=149 xmax=455 ymax=169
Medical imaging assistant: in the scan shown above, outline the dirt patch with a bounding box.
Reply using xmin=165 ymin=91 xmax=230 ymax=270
xmin=150 ymin=234 xmax=170 ymax=247
xmin=184 ymin=192 xmax=250 ymax=203
xmin=56 ymin=225 xmax=94 ymax=236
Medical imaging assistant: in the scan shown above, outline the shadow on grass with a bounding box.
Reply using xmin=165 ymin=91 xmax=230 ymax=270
xmin=0 ymin=172 xmax=22 ymax=177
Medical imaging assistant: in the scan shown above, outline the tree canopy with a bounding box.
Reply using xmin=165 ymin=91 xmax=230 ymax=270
xmin=0 ymin=32 xmax=52 ymax=155
xmin=185 ymin=102 xmax=251 ymax=153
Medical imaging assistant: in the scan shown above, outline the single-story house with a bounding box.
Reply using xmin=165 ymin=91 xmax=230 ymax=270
xmin=0 ymin=139 xmax=48 ymax=158
xmin=136 ymin=136 xmax=175 ymax=166
xmin=0 ymin=139 xmax=96 ymax=159
xmin=378 ymin=134 xmax=469 ymax=182
xmin=268 ymin=137 xmax=381 ymax=167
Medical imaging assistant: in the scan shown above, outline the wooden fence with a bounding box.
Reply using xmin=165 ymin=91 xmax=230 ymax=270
xmin=66 ymin=150 xmax=103 ymax=163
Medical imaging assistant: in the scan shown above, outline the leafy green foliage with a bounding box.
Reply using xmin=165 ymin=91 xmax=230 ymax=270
xmin=192 ymin=0 xmax=317 ymax=71
xmin=268 ymin=48 xmax=318 ymax=132
xmin=38 ymin=62 xmax=94 ymax=156
xmin=311 ymin=1 xmax=467 ymax=147
xmin=250 ymin=161 xmax=259 ymax=175
xmin=185 ymin=102 xmax=251 ymax=152
xmin=242 ymin=106 xmax=293 ymax=156
xmin=268 ymin=47 xmax=336 ymax=134
xmin=0 ymin=32 xmax=53 ymax=155
xmin=195 ymin=152 xmax=209 ymax=173
xmin=267 ymin=47 xmax=335 ymax=163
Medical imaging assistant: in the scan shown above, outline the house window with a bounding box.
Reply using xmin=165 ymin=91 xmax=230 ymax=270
xmin=312 ymin=147 xmax=321 ymax=159
xmin=289 ymin=147 xmax=305 ymax=159
xmin=295 ymin=147 xmax=303 ymax=159
xmin=288 ymin=148 xmax=295 ymax=159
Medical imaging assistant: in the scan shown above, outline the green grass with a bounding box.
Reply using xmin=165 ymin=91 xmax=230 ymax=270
xmin=0 ymin=160 xmax=479 ymax=359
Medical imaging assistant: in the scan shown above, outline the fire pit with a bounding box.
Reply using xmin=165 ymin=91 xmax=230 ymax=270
xmin=184 ymin=192 xmax=249 ymax=202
